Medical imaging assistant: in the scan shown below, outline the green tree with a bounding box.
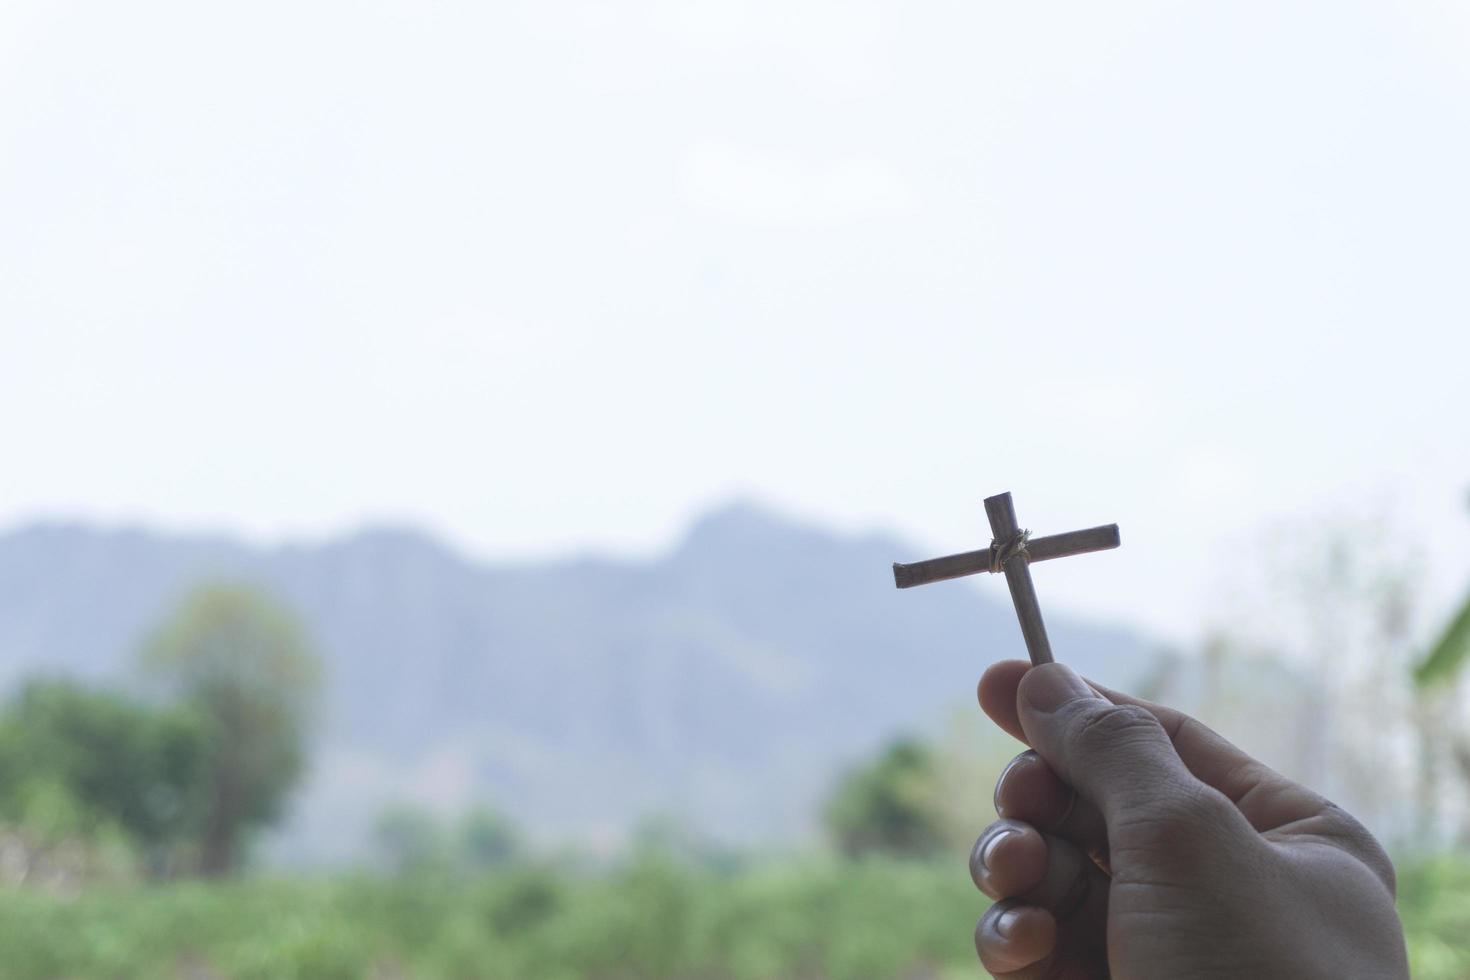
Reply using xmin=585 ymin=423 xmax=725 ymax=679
xmin=142 ymin=583 xmax=321 ymax=876
xmin=456 ymin=805 xmax=520 ymax=872
xmin=0 ymin=678 xmax=210 ymax=868
xmin=824 ymin=737 xmax=946 ymax=859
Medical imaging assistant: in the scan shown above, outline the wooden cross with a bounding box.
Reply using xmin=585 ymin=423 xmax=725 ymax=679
xmin=892 ymin=491 xmax=1120 ymax=666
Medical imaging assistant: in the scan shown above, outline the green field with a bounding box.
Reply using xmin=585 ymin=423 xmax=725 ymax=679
xmin=1 ymin=855 xmax=1466 ymax=979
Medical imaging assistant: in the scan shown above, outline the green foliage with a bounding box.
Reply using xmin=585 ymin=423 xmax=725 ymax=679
xmin=0 ymin=854 xmax=1462 ymax=979
xmin=142 ymin=582 xmax=321 ymax=875
xmin=824 ymin=738 xmax=948 ymax=859
xmin=0 ymin=859 xmax=979 ymax=979
xmin=0 ymin=583 xmax=320 ymax=880
xmin=629 ymin=813 xmax=737 ymax=870
xmin=1398 ymin=853 xmax=1470 ymax=978
xmin=457 ymin=805 xmax=521 ymax=872
xmin=0 ymin=678 xmax=210 ymax=859
xmin=1413 ymin=589 xmax=1470 ymax=687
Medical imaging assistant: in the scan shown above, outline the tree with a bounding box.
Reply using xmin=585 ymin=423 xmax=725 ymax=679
xmin=457 ymin=804 xmax=520 ymax=872
xmin=0 ymin=678 xmax=210 ymax=872
xmin=824 ymin=738 xmax=946 ymax=859
xmin=141 ymin=583 xmax=321 ymax=876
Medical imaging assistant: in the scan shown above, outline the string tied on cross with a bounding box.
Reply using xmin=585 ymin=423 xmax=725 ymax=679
xmin=988 ymin=529 xmax=1031 ymax=575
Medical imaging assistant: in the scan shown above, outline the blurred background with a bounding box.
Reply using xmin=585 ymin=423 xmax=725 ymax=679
xmin=3 ymin=1 xmax=1470 ymax=977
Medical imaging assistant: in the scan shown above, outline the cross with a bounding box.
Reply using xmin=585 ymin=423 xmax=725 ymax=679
xmin=892 ymin=491 xmax=1120 ymax=666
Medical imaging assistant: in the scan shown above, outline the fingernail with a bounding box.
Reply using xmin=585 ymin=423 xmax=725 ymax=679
xmin=1021 ymin=664 xmax=1097 ymax=713
xmin=994 ymin=908 xmax=1021 ymax=938
xmin=993 ymin=751 xmax=1038 ymax=813
xmin=980 ymin=828 xmax=1016 ymax=871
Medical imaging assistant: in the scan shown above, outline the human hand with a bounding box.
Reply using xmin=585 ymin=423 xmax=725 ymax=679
xmin=969 ymin=660 xmax=1408 ymax=980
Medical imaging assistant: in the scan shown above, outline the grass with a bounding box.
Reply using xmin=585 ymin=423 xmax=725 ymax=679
xmin=0 ymin=855 xmax=1463 ymax=979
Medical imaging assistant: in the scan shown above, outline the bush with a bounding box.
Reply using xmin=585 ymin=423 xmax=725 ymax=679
xmin=0 ymin=853 xmax=1463 ymax=978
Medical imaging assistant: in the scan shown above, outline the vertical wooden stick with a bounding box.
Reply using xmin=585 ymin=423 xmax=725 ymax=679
xmin=984 ymin=492 xmax=1054 ymax=666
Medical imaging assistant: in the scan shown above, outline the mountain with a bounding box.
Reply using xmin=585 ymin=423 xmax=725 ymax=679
xmin=0 ymin=503 xmax=1159 ymax=862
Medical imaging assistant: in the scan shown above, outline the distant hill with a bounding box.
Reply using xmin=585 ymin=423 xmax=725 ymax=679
xmin=0 ymin=503 xmax=1158 ymax=863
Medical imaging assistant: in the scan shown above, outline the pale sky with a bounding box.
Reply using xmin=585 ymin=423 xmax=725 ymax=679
xmin=3 ymin=0 xmax=1468 ymax=643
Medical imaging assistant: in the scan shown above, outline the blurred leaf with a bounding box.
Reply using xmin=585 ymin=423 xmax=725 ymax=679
xmin=1413 ymin=590 xmax=1470 ymax=687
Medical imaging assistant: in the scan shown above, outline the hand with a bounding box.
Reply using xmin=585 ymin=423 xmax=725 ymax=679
xmin=968 ymin=660 xmax=1408 ymax=980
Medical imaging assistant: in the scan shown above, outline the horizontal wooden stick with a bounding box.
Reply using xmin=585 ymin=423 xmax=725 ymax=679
xmin=891 ymin=523 xmax=1120 ymax=589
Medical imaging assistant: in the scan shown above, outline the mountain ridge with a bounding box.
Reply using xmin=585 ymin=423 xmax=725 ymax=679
xmin=0 ymin=503 xmax=1158 ymax=862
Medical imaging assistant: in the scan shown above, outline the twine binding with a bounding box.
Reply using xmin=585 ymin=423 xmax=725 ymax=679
xmin=989 ymin=529 xmax=1031 ymax=574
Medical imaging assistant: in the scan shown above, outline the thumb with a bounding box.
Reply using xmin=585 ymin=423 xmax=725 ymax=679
xmin=1016 ymin=663 xmax=1216 ymax=829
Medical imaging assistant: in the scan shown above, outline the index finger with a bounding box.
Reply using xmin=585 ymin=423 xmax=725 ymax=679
xmin=978 ymin=659 xmax=1395 ymax=894
xmin=978 ymin=660 xmax=1309 ymax=829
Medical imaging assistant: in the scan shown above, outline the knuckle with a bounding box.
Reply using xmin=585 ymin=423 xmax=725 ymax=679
xmin=1068 ymin=702 xmax=1165 ymax=753
xmin=1323 ymin=801 xmax=1397 ymax=896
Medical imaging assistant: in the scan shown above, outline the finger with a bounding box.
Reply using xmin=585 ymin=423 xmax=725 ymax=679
xmin=1062 ymin=676 xmax=1392 ymax=890
xmin=993 ymin=750 xmax=1109 ymax=861
xmin=978 ymin=660 xmax=1033 ymax=744
xmin=1017 ymin=664 xmax=1241 ymax=834
xmin=1044 ymin=859 xmax=1112 ymax=980
xmin=975 ymin=901 xmax=1057 ymax=977
xmin=970 ymin=819 xmax=1047 ymax=899
xmin=970 ymin=820 xmax=1091 ymax=907
xmin=1091 ymin=682 xmax=1393 ymax=880
xmin=1086 ymin=681 xmax=1326 ymax=827
xmin=976 ymin=872 xmax=1108 ymax=980
xmin=983 ymin=661 xmax=1387 ymax=887
xmin=971 ymin=822 xmax=1104 ymax=972
xmin=984 ymin=660 xmax=1310 ymax=831
xmin=983 ymin=660 xmax=1259 ymax=798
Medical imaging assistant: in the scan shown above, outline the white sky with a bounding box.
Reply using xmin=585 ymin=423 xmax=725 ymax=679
xmin=2 ymin=0 xmax=1468 ymax=642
